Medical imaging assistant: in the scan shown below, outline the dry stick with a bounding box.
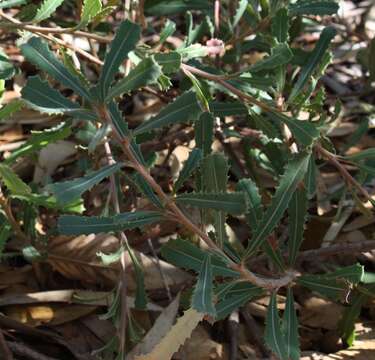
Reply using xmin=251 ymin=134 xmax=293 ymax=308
xmin=0 ymin=10 xmax=104 ymax=66
xmin=97 ymin=105 xmax=299 ymax=290
xmin=316 ymin=144 xmax=373 ymax=203
xmin=104 ymin=141 xmax=128 ymax=357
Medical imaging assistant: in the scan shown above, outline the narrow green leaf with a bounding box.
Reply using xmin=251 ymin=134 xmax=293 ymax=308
xmin=192 ymin=254 xmax=216 ymax=316
xmin=344 ymin=149 xmax=375 ymax=162
xmin=107 ymin=57 xmax=162 ymax=100
xmin=209 ymin=101 xmax=248 ymax=117
xmin=340 ymin=292 xmax=367 ymax=346
xmin=21 ymin=75 xmax=94 ymax=119
xmin=271 ymin=8 xmax=289 ymax=43
xmin=176 ymin=192 xmax=247 ymax=215
xmin=144 ymin=0 xmax=212 ymax=16
xmin=0 ymin=48 xmax=15 ymax=80
xmin=0 ymin=0 xmax=26 ymax=9
xmin=267 ymin=111 xmax=320 ymax=147
xmin=159 ymin=19 xmax=176 ymax=44
xmin=20 ymin=37 xmax=91 ymax=101
xmin=0 ymin=164 xmax=32 ymax=196
xmin=250 ymin=43 xmax=293 ymax=73
xmin=202 ymin=153 xmax=229 ymax=247
xmin=58 ymin=211 xmax=163 ymax=235
xmin=289 ymin=0 xmax=339 ymax=16
xmin=107 ymin=101 xmax=131 ymax=139
xmin=5 ymin=122 xmax=71 ymax=164
xmin=265 ymin=292 xmax=289 ymax=360
xmin=132 ymin=173 xmax=163 ymax=208
xmin=174 ymin=148 xmax=203 ymax=192
xmin=161 ymin=238 xmax=240 ymax=278
xmin=282 ymin=289 xmax=300 ymax=360
xmin=369 ymin=38 xmax=375 ymax=81
xmin=297 ymin=275 xmax=347 ymax=300
xmin=97 ymin=20 xmax=141 ymax=100
xmin=154 ymin=52 xmax=181 ymax=74
xmin=195 ymin=112 xmax=214 ymax=156
xmin=232 ymin=0 xmax=248 ymax=27
xmin=33 ymin=0 xmax=64 ymax=22
xmin=289 ymin=27 xmax=336 ymax=101
xmin=47 ymin=163 xmax=123 ymax=205
xmin=79 ymin=0 xmax=102 ymax=28
xmin=215 ymin=284 xmax=263 ymax=320
xmin=245 ymin=152 xmax=311 ymax=257
xmin=305 ymin=155 xmax=317 ymax=199
xmin=236 ymin=179 xmax=263 ymax=230
xmin=202 ymin=153 xmax=228 ymax=193
xmin=0 ymin=100 xmax=23 ymax=122
xmin=288 ymin=187 xmax=308 ymax=266
xmin=297 ymin=265 xmax=363 ymax=300
xmin=134 ymin=91 xmax=201 ymax=135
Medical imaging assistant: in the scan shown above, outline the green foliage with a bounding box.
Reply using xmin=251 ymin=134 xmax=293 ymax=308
xmin=58 ymin=211 xmax=163 ymax=235
xmin=96 ymin=20 xmax=141 ymax=101
xmin=47 ymin=163 xmax=123 ymax=205
xmin=192 ymin=254 xmax=216 ymax=316
xmin=33 ymin=0 xmax=64 ymax=22
xmin=245 ymin=152 xmax=310 ymax=257
xmin=1 ymin=1 xmax=370 ymax=356
xmin=134 ymin=91 xmax=201 ymax=135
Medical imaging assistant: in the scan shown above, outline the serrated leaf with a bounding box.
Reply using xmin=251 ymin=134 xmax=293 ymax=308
xmin=133 ymin=173 xmax=163 ymax=208
xmin=245 ymin=152 xmax=311 ymax=257
xmin=154 ymin=52 xmax=181 ymax=74
xmin=21 ymin=75 xmax=95 ymax=119
xmin=289 ymin=27 xmax=336 ymax=101
xmin=288 ymin=187 xmax=308 ymax=266
xmin=209 ymin=101 xmax=248 ymax=117
xmin=192 ymin=254 xmax=216 ymax=316
xmin=20 ymin=37 xmax=91 ymax=101
xmin=344 ymin=149 xmax=375 ymax=162
xmin=174 ymin=148 xmax=202 ymax=192
xmin=176 ymin=192 xmax=247 ymax=215
xmin=159 ymin=19 xmax=176 ymax=44
xmin=46 ymin=163 xmax=123 ymax=205
xmin=215 ymin=284 xmax=263 ymax=320
xmin=144 ymin=0 xmax=212 ymax=16
xmin=0 ymin=100 xmax=23 ymax=122
xmin=271 ymin=8 xmax=289 ymax=43
xmin=250 ymin=43 xmax=293 ymax=72
xmin=297 ymin=265 xmax=364 ymax=300
xmin=0 ymin=164 xmax=31 ymax=196
xmin=289 ymin=0 xmax=339 ymax=16
xmin=161 ymin=238 xmax=239 ymax=278
xmin=265 ymin=292 xmax=289 ymax=360
xmin=107 ymin=57 xmax=162 ymax=100
xmin=107 ymin=100 xmax=131 ymax=139
xmin=195 ymin=112 xmax=214 ymax=156
xmin=33 ymin=0 xmax=64 ymax=22
xmin=97 ymin=20 xmax=141 ymax=100
xmin=134 ymin=91 xmax=201 ymax=135
xmin=282 ymin=289 xmax=300 ymax=360
xmin=305 ymin=155 xmax=317 ymax=199
xmin=236 ymin=178 xmax=263 ymax=230
xmin=202 ymin=153 xmax=229 ymax=247
xmin=340 ymin=291 xmax=367 ymax=346
xmin=202 ymin=153 xmax=228 ymax=193
xmin=267 ymin=111 xmax=320 ymax=147
xmin=57 ymin=211 xmax=163 ymax=235
xmin=79 ymin=0 xmax=102 ymax=28
xmin=5 ymin=122 xmax=71 ymax=164
xmin=232 ymin=0 xmax=248 ymax=27
xmin=0 ymin=0 xmax=26 ymax=9
xmin=0 ymin=48 xmax=15 ymax=80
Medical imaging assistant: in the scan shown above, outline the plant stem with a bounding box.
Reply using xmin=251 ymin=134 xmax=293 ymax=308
xmin=96 ymin=105 xmax=298 ymax=290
